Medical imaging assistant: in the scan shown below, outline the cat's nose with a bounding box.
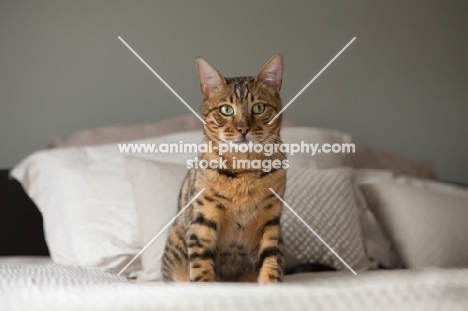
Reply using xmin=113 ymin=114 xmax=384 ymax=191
xmin=236 ymin=126 xmax=250 ymax=135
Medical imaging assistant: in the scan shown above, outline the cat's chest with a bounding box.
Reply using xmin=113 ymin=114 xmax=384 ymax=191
xmin=200 ymin=169 xmax=273 ymax=206
xmin=217 ymin=211 xmax=260 ymax=252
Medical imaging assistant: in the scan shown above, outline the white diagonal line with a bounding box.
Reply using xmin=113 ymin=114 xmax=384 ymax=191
xmin=268 ymin=37 xmax=356 ymax=124
xmin=269 ymin=188 xmax=357 ymax=276
xmin=117 ymin=188 xmax=206 ymax=276
xmin=118 ymin=36 xmax=207 ymax=125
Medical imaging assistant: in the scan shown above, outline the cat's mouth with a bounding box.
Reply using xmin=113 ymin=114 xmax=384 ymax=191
xmin=232 ymin=138 xmax=249 ymax=144
xmin=221 ymin=135 xmax=261 ymax=145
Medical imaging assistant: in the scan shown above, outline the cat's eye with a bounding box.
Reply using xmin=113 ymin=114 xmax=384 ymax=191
xmin=219 ymin=105 xmax=234 ymax=116
xmin=252 ymin=103 xmax=265 ymax=114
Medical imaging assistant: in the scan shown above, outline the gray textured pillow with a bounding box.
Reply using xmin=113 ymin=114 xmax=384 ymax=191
xmin=283 ymin=168 xmax=372 ymax=271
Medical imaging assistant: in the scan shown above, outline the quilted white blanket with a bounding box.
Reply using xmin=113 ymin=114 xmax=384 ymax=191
xmin=1 ymin=257 xmax=467 ymax=311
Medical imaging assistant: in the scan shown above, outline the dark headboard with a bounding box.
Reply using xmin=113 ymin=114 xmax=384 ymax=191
xmin=0 ymin=169 xmax=49 ymax=256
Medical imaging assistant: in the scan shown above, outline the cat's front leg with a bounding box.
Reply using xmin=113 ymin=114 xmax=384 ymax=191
xmin=187 ymin=211 xmax=219 ymax=282
xmin=256 ymin=214 xmax=284 ymax=284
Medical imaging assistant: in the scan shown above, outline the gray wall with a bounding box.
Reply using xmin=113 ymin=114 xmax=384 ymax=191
xmin=1 ymin=0 xmax=467 ymax=183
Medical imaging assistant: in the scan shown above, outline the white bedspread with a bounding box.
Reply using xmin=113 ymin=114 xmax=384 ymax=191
xmin=1 ymin=257 xmax=467 ymax=311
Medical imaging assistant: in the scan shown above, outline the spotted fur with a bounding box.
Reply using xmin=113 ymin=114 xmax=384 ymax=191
xmin=162 ymin=55 xmax=286 ymax=283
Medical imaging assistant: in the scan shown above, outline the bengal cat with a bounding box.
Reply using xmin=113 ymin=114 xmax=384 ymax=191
xmin=161 ymin=54 xmax=286 ymax=283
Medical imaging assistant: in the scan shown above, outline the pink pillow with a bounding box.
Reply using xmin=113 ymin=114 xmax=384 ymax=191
xmin=48 ymin=114 xmax=304 ymax=148
xmin=48 ymin=114 xmax=438 ymax=181
xmin=350 ymin=141 xmax=437 ymax=180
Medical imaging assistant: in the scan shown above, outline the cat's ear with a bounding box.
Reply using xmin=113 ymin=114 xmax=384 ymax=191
xmin=255 ymin=54 xmax=283 ymax=94
xmin=196 ymin=57 xmax=225 ymax=99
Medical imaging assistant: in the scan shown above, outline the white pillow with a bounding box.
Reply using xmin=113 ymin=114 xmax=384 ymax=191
xmin=394 ymin=175 xmax=468 ymax=199
xmin=280 ymin=127 xmax=352 ymax=168
xmin=11 ymin=127 xmax=352 ymax=273
xmin=124 ymin=159 xmax=188 ymax=281
xmin=356 ymin=173 xmax=468 ymax=269
xmin=352 ymin=169 xmax=402 ymax=269
xmin=125 ymin=157 xmax=372 ymax=281
xmin=10 ymin=131 xmax=201 ymax=274
xmin=361 ymin=182 xmax=468 ymax=269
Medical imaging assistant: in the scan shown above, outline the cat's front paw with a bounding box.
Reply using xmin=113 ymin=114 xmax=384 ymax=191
xmin=189 ymin=269 xmax=216 ymax=282
xmin=257 ymin=270 xmax=282 ymax=284
xmin=189 ymin=275 xmax=215 ymax=282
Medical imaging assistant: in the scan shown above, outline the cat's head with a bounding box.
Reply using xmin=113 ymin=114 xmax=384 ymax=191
xmin=196 ymin=55 xmax=283 ymax=145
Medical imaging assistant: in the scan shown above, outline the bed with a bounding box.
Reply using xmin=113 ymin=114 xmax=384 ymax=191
xmin=2 ymin=256 xmax=468 ymax=311
xmin=0 ymin=257 xmax=468 ymax=311
xmin=2 ymin=115 xmax=468 ymax=311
